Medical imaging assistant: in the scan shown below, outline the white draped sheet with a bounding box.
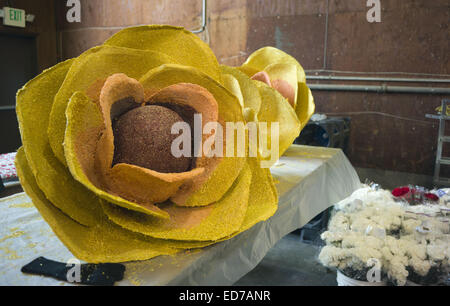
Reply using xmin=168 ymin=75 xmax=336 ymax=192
xmin=0 ymin=145 xmax=361 ymax=285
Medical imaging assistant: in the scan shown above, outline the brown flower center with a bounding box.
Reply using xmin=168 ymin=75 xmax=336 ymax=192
xmin=112 ymin=104 xmax=194 ymax=173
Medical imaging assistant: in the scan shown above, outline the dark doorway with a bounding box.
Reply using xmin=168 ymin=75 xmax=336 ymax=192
xmin=0 ymin=33 xmax=38 ymax=154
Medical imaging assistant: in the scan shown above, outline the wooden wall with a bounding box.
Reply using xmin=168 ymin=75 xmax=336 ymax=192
xmin=53 ymin=0 xmax=450 ymax=176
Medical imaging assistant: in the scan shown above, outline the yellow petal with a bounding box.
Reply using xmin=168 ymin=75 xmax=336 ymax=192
xmin=295 ymin=82 xmax=316 ymax=130
xmin=206 ymin=157 xmax=278 ymax=244
xmin=256 ymin=82 xmax=301 ymax=163
xmin=16 ymin=59 xmax=103 ymax=226
xmin=264 ymin=63 xmax=298 ymax=108
xmin=219 ymin=157 xmax=278 ymax=241
xmin=241 ymin=46 xmax=306 ymax=83
xmin=220 ymin=65 xmax=262 ymax=116
xmin=243 ymin=107 xmax=258 ymax=123
xmin=48 ymin=45 xmax=176 ymax=166
xmin=102 ymin=162 xmax=252 ymax=242
xmin=222 ymin=74 xmax=244 ymax=108
xmin=105 ymin=25 xmax=221 ymax=83
xmin=237 ymin=157 xmax=278 ymax=231
xmin=15 ymin=148 xmax=180 ymax=263
xmin=237 ymin=65 xmax=260 ymax=78
xmin=64 ymin=91 xmax=104 ymax=189
xmin=140 ymin=64 xmax=246 ymax=206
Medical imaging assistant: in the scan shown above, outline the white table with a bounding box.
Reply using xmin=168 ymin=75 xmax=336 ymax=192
xmin=0 ymin=145 xmax=361 ymax=285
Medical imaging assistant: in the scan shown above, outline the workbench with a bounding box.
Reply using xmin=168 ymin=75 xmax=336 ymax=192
xmin=0 ymin=145 xmax=361 ymax=285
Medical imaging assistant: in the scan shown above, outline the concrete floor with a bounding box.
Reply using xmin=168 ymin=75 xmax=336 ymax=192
xmin=234 ymin=233 xmax=337 ymax=286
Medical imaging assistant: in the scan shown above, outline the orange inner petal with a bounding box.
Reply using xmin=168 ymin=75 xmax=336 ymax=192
xmin=85 ymin=78 xmax=107 ymax=103
xmin=271 ymin=79 xmax=296 ymax=107
xmin=109 ymin=163 xmax=205 ymax=204
xmin=251 ymin=71 xmax=272 ymax=87
xmin=77 ymin=76 xmax=225 ymax=208
xmin=95 ymin=73 xmax=145 ymax=179
xmin=146 ymin=83 xmax=222 ymax=206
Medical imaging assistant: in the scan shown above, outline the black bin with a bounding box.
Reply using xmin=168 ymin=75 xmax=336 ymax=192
xmin=293 ymin=116 xmax=351 ymax=244
xmin=294 ymin=116 xmax=351 ymax=153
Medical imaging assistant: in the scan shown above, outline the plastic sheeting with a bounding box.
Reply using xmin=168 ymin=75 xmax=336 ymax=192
xmin=0 ymin=145 xmax=361 ymax=285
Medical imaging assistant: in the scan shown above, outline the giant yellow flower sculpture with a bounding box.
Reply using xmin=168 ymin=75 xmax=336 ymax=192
xmin=15 ymin=25 xmax=314 ymax=263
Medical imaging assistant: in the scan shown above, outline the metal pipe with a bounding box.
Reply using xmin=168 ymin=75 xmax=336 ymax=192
xmin=307 ymin=75 xmax=450 ymax=84
xmin=191 ymin=0 xmax=207 ymax=34
xmin=308 ymin=84 xmax=450 ymax=95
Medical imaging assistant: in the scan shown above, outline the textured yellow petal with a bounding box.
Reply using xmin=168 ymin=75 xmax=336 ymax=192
xmin=48 ymin=45 xmax=176 ymax=166
xmin=140 ymin=64 xmax=246 ymax=206
xmin=256 ymin=82 xmax=301 ymax=163
xmin=16 ymin=59 xmax=103 ymax=226
xmin=102 ymin=162 xmax=252 ymax=242
xmin=238 ymin=65 xmax=260 ymax=78
xmin=295 ymin=82 xmax=316 ymax=130
xmin=64 ymin=91 xmax=170 ymax=219
xmin=183 ymin=154 xmax=245 ymax=206
xmin=236 ymin=158 xmax=278 ymax=231
xmin=222 ymin=74 xmax=244 ymax=107
xmin=241 ymin=46 xmax=306 ymax=84
xmin=64 ymin=91 xmax=104 ymax=188
xmin=264 ymin=63 xmax=298 ymax=108
xmin=220 ymin=65 xmax=262 ymax=116
xmin=243 ymin=107 xmax=258 ymax=123
xmin=217 ymin=157 xmax=278 ymax=243
xmin=15 ymin=148 xmax=180 ymax=263
xmin=105 ymin=25 xmax=221 ymax=83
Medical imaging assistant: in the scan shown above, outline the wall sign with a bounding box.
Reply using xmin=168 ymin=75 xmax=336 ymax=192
xmin=3 ymin=7 xmax=26 ymax=28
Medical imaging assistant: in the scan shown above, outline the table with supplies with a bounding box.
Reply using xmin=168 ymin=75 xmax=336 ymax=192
xmin=0 ymin=145 xmax=361 ymax=285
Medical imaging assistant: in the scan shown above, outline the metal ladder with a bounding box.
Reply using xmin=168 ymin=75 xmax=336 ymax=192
xmin=426 ymin=99 xmax=450 ymax=186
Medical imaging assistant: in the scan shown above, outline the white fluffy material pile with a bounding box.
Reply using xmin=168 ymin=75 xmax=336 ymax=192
xmin=319 ymin=186 xmax=450 ymax=285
